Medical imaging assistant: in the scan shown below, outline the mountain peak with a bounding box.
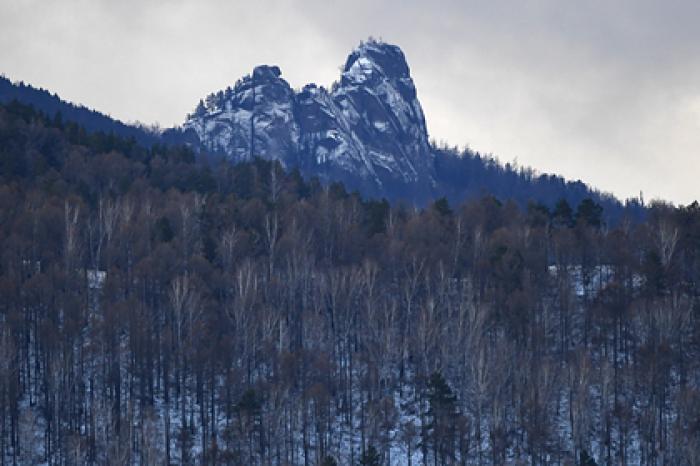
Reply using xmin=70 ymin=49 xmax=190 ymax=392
xmin=183 ymin=39 xmax=434 ymax=201
xmin=342 ymin=39 xmax=411 ymax=85
xmin=252 ymin=65 xmax=282 ymax=81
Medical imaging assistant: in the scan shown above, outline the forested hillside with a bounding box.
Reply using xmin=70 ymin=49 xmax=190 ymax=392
xmin=1 ymin=100 xmax=699 ymax=465
xmin=2 ymin=63 xmax=644 ymax=221
xmin=0 ymin=76 xmax=159 ymax=147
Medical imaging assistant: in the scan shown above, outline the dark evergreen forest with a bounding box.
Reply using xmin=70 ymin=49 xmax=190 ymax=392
xmin=0 ymin=77 xmax=159 ymax=147
xmin=1 ymin=100 xmax=699 ymax=465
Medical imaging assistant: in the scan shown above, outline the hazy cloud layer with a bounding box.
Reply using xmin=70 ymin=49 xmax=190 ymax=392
xmin=2 ymin=0 xmax=698 ymax=203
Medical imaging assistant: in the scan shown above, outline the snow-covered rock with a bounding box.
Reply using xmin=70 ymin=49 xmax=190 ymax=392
xmin=184 ymin=65 xmax=300 ymax=167
xmin=183 ymin=39 xmax=436 ymax=201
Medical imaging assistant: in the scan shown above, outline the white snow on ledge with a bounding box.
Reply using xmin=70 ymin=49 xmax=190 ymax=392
xmin=547 ymin=264 xmax=644 ymax=298
xmin=87 ymin=269 xmax=106 ymax=289
xmin=548 ymin=265 xmax=614 ymax=298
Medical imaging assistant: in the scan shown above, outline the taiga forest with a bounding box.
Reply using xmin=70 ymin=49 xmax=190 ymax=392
xmin=0 ymin=99 xmax=699 ymax=465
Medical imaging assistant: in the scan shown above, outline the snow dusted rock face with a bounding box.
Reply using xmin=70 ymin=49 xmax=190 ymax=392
xmin=296 ymin=84 xmax=365 ymax=174
xmin=183 ymin=40 xmax=436 ymax=201
xmin=184 ymin=65 xmax=300 ymax=166
xmin=330 ymin=41 xmax=435 ymax=196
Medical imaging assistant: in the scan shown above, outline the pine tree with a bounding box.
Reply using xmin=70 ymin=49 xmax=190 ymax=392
xmin=424 ymin=372 xmax=458 ymax=465
xmin=575 ymin=198 xmax=603 ymax=228
xmin=553 ymin=198 xmax=574 ymax=228
xmin=579 ymin=449 xmax=598 ymax=466
xmin=432 ymin=197 xmax=452 ymax=216
xmin=358 ymin=445 xmax=381 ymax=466
xmin=194 ymin=99 xmax=206 ymax=117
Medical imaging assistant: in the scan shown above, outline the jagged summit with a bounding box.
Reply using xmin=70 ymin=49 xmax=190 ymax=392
xmin=252 ymin=64 xmax=282 ymax=81
xmin=182 ymin=39 xmax=435 ymax=201
xmin=184 ymin=61 xmax=298 ymax=164
xmin=175 ymin=39 xmax=632 ymax=213
xmin=342 ymin=40 xmax=412 ymax=85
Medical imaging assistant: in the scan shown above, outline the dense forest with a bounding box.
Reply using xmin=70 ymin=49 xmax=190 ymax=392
xmin=431 ymin=146 xmax=643 ymax=224
xmin=0 ymin=77 xmax=159 ymax=147
xmin=0 ymin=99 xmax=699 ymax=465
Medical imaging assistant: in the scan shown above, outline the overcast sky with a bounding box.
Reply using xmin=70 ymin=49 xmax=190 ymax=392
xmin=1 ymin=0 xmax=698 ymax=203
